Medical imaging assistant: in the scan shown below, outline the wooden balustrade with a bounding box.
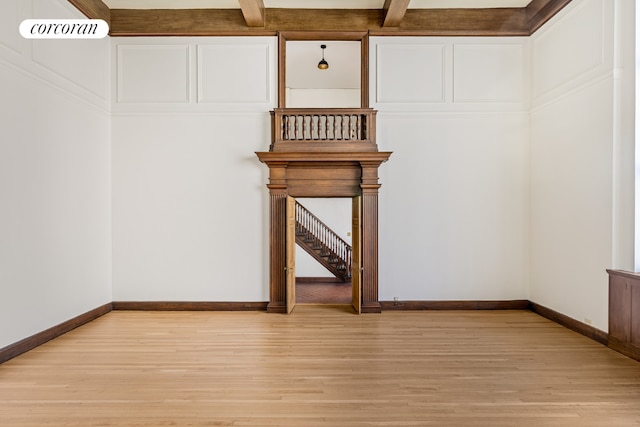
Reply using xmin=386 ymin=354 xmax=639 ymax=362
xmin=270 ymin=108 xmax=377 ymax=152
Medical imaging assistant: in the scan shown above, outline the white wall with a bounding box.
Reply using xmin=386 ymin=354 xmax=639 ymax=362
xmin=112 ymin=35 xmax=531 ymax=302
xmin=529 ymin=0 xmax=635 ymax=331
xmin=0 ymin=0 xmax=111 ymax=348
xmin=371 ymin=37 xmax=530 ymax=301
xmin=108 ymin=0 xmax=636 ymax=325
xmin=111 ymin=37 xmax=275 ymax=301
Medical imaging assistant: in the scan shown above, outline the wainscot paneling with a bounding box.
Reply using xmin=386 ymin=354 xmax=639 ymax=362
xmin=32 ymin=0 xmax=110 ymax=101
xmin=453 ymin=44 xmax=524 ymax=103
xmin=198 ymin=44 xmax=271 ymax=104
xmin=375 ymin=44 xmax=445 ymax=104
xmin=370 ymin=37 xmax=528 ymax=112
xmin=531 ymin=0 xmax=611 ymax=103
xmin=0 ymin=0 xmax=109 ymax=108
xmin=32 ymin=0 xmax=110 ymax=102
xmin=117 ymin=45 xmax=190 ymax=103
xmin=0 ymin=0 xmax=23 ymax=55
xmin=112 ymin=37 xmax=277 ymax=112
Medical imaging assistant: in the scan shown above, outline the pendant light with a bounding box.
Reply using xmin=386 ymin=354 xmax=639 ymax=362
xmin=317 ymin=44 xmax=329 ymax=70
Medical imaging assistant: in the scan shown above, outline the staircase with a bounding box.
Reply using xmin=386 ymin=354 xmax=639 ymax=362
xmin=295 ymin=201 xmax=352 ymax=282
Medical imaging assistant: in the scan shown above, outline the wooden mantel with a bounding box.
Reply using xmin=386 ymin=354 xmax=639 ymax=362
xmin=256 ymin=151 xmax=391 ymax=313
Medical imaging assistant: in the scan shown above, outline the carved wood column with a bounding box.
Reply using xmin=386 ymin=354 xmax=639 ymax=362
xmin=360 ymin=161 xmax=382 ymax=313
xmin=266 ymin=162 xmax=288 ymax=313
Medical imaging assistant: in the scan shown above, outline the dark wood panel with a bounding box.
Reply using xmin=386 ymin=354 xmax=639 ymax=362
xmin=361 ymin=191 xmax=380 ymax=313
xmin=267 ymin=191 xmax=287 ymax=313
xmin=609 ymin=274 xmax=630 ymax=342
xmin=632 ymin=285 xmax=640 ymax=347
xmin=607 ymin=270 xmax=640 ymax=362
xmin=608 ymin=336 xmax=640 ymax=363
xmin=106 ymin=1 xmax=570 ymax=37
xmin=287 ymin=183 xmax=361 ymax=198
xmin=112 ymin=302 xmax=268 ymax=311
xmin=380 ymin=300 xmax=530 ymax=310
xmin=286 ymin=164 xmax=362 ymax=180
xmin=0 ymin=303 xmax=112 ymax=364
xmin=67 ymin=0 xmax=110 ymax=24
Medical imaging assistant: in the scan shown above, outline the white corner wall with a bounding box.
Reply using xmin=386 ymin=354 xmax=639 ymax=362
xmin=529 ymin=0 xmax=635 ymax=331
xmin=0 ymin=0 xmax=111 ymax=348
xmin=111 ymin=37 xmax=276 ymax=301
xmin=371 ymin=37 xmax=530 ymax=301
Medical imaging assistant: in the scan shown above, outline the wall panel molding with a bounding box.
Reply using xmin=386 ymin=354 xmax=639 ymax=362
xmin=371 ymin=37 xmax=528 ymax=112
xmin=531 ymin=0 xmax=612 ymax=105
xmin=113 ymin=37 xmax=277 ymax=112
xmin=197 ymin=44 xmax=272 ymax=104
xmin=453 ymin=44 xmax=525 ymax=103
xmin=0 ymin=0 xmax=24 ymax=55
xmin=375 ymin=43 xmax=446 ymax=104
xmin=0 ymin=0 xmax=110 ymax=110
xmin=116 ymin=44 xmax=191 ymax=103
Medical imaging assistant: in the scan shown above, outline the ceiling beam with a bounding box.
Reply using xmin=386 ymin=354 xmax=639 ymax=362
xmin=382 ymin=0 xmax=410 ymax=27
xmin=103 ymin=0 xmax=571 ymax=37
xmin=109 ymin=8 xmax=531 ymax=36
xmin=67 ymin=0 xmax=110 ymax=25
xmin=238 ymin=0 xmax=265 ymax=27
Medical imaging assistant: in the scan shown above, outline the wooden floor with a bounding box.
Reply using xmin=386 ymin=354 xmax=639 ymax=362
xmin=296 ymin=279 xmax=352 ymax=304
xmin=1 ymin=308 xmax=640 ymax=426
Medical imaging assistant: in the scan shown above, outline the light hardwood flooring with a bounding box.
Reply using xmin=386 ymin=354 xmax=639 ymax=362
xmin=1 ymin=307 xmax=640 ymax=426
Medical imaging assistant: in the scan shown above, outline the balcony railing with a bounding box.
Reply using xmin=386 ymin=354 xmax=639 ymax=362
xmin=270 ymin=108 xmax=377 ymax=152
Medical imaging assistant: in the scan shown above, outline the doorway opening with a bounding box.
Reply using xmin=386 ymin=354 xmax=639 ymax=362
xmin=295 ymin=197 xmax=352 ymax=305
xmin=285 ymin=195 xmax=362 ymax=314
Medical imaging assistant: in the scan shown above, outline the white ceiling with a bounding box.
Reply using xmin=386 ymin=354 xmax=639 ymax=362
xmin=287 ymin=41 xmax=361 ymax=90
xmin=103 ymin=0 xmax=532 ymax=9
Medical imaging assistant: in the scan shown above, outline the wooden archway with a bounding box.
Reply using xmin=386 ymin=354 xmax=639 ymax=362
xmin=256 ymin=151 xmax=391 ymax=313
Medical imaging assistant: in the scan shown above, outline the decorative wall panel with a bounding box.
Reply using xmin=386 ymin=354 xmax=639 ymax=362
xmin=376 ymin=44 xmax=445 ymax=103
xmin=453 ymin=44 xmax=524 ymax=103
xmin=198 ymin=44 xmax=271 ymax=104
xmin=117 ymin=45 xmax=190 ymax=103
xmin=532 ymin=0 xmax=608 ymax=101
xmin=0 ymin=0 xmax=23 ymax=54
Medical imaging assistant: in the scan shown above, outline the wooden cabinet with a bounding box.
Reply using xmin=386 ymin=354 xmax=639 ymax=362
xmin=608 ymin=269 xmax=640 ymax=361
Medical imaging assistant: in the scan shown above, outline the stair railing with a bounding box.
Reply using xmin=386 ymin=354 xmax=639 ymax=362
xmin=296 ymin=201 xmax=352 ymax=280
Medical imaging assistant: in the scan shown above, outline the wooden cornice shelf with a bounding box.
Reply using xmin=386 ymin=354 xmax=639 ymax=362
xmin=256 ymin=151 xmax=391 ymax=163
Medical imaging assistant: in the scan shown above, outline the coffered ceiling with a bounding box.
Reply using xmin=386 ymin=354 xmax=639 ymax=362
xmin=68 ymin=0 xmax=572 ymax=36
